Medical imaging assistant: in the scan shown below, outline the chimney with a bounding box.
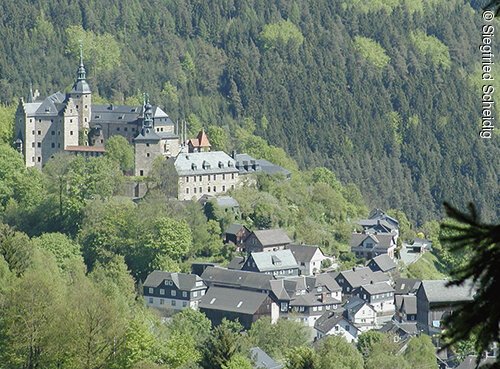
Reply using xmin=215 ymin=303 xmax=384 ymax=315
xmin=370 ymin=280 xmax=374 ymax=284
xmin=352 ymin=267 xmax=356 ymax=271
xmin=231 ymin=150 xmax=236 ymax=159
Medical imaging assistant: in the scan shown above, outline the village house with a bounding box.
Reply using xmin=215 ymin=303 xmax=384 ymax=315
xmin=314 ymin=309 xmax=360 ymax=343
xmin=223 ymin=223 xmax=251 ymax=248
xmin=174 ymin=151 xmax=239 ymax=201
xmin=200 ymin=266 xmax=290 ymax=313
xmin=350 ymin=233 xmax=397 ymax=260
xmin=344 ymin=296 xmax=378 ymax=332
xmin=283 ymin=274 xmax=342 ymax=327
xmin=335 ymin=267 xmax=390 ymax=294
xmin=367 ymin=254 xmax=397 ymax=273
xmin=379 ymin=321 xmax=418 ymax=344
xmin=199 ymin=286 xmax=278 ymax=329
xmin=359 ymin=209 xmax=399 ymax=234
xmin=242 ymin=249 xmax=300 ymax=277
xmin=356 ymin=281 xmax=395 ymax=315
xmin=287 ymin=244 xmax=332 ymax=276
xmin=143 ymin=271 xmax=207 ymax=311
xmin=416 ymin=279 xmax=475 ymax=335
xmin=395 ymin=294 xmax=417 ymax=323
xmin=394 ymin=278 xmax=421 ymax=296
xmin=243 ymin=229 xmax=292 ymax=253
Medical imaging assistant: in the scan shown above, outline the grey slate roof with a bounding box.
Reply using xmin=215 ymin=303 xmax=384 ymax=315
xmin=251 ymin=229 xmax=292 ymax=247
xmin=361 ymin=281 xmax=394 ymax=295
xmin=250 ymin=347 xmax=283 ymax=369
xmin=134 ymin=128 xmax=161 ymax=142
xmin=338 ymin=267 xmax=390 ymax=289
xmin=268 ymin=279 xmax=291 ymax=300
xmin=92 ymin=104 xmax=171 ymax=125
xmin=400 ymin=295 xmax=417 ymax=315
xmin=368 ymin=209 xmax=399 ymax=227
xmin=201 ymin=266 xmax=274 ymax=291
xmin=394 ymin=278 xmax=421 ymax=295
xmin=358 ymin=219 xmax=397 ymax=231
xmin=234 ymin=153 xmax=291 ymax=178
xmin=216 ymin=196 xmax=239 ymax=208
xmin=350 ymin=233 xmax=395 ymax=250
xmin=288 ymin=244 xmax=322 ymax=263
xmin=344 ymin=296 xmax=371 ymax=315
xmin=289 ymin=292 xmax=340 ymax=307
xmin=199 ymin=286 xmax=269 ymax=315
xmin=420 ymin=280 xmax=475 ymax=303
xmin=379 ymin=321 xmax=418 ymax=336
xmin=143 ymin=271 xmax=205 ymax=291
xmin=250 ymin=250 xmax=298 ymax=272
xmin=225 ymin=223 xmax=247 ymax=236
xmin=314 ymin=309 xmax=350 ymax=334
xmin=368 ymin=254 xmax=397 ymax=272
xmin=175 ymin=151 xmax=238 ymax=176
xmin=227 ymin=256 xmax=245 ymax=270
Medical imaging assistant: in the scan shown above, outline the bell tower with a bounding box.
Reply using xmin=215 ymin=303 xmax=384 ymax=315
xmin=69 ymin=43 xmax=91 ymax=145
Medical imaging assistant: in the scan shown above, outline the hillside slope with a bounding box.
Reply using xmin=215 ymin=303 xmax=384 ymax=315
xmin=0 ymin=0 xmax=498 ymax=223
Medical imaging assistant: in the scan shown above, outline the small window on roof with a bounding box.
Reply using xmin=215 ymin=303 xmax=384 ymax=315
xmin=237 ymin=301 xmax=243 ymax=308
xmin=210 ymin=298 xmax=216 ymax=304
xmin=95 ymin=115 xmax=101 ymax=119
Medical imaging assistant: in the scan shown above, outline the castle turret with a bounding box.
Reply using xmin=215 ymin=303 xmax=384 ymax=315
xmin=69 ymin=44 xmax=91 ymax=144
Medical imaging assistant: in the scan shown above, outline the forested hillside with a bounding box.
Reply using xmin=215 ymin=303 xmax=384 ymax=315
xmin=0 ymin=0 xmax=498 ymax=224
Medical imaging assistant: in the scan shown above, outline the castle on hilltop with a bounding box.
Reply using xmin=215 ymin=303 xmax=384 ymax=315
xmin=13 ymin=51 xmax=290 ymax=200
xmin=13 ymin=49 xmax=180 ymax=176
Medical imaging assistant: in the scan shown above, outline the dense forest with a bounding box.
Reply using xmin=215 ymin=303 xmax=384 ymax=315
xmin=0 ymin=0 xmax=498 ymax=225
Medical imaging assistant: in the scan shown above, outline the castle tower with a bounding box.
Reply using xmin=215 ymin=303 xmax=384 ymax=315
xmin=69 ymin=44 xmax=91 ymax=145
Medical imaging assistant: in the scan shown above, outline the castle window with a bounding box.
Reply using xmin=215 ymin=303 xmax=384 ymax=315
xmin=213 ymin=174 xmax=216 ymax=180
xmin=117 ymin=127 xmax=120 ymax=131
xmin=213 ymin=186 xmax=216 ymax=192
xmin=70 ymin=131 xmax=73 ymax=135
xmin=95 ymin=115 xmax=100 ymax=119
xmin=37 ymin=157 xmax=41 ymax=162
xmin=231 ymin=185 xmax=235 ymax=190
xmin=100 ymin=139 xmax=103 ymax=143
xmin=132 ymin=128 xmax=136 ymax=132
xmin=51 ymin=143 xmax=55 ymax=148
xmin=208 ymin=187 xmax=211 ymax=193
xmin=37 ymin=142 xmax=41 ymax=148
xmin=58 ymin=131 xmax=60 ymax=135
xmin=186 ymin=188 xmax=189 ymax=194
xmin=38 ymin=119 xmax=41 ymax=123
xmin=186 ymin=177 xmax=189 ymax=183
xmin=146 ymin=143 xmax=150 ymax=147
xmin=199 ymin=176 xmax=202 ymax=181
xmin=58 ymin=143 xmax=60 ymax=148
xmin=85 ymin=118 xmax=87 ymax=122
xmin=32 ymin=157 xmax=35 ymax=162
xmin=76 ymin=105 xmax=79 ymax=108
xmin=231 ymin=173 xmax=235 ymax=179
xmin=29 ymin=119 xmax=32 ymax=123
xmin=146 ymin=153 xmax=150 ymax=157
xmin=194 ymin=187 xmax=197 ymax=194
xmin=222 ymin=174 xmax=225 ymax=180
xmin=124 ymin=127 xmax=128 ymax=131
xmin=70 ymin=119 xmax=73 ymax=123
xmin=140 ymin=170 xmax=144 ymax=176
xmin=199 ymin=187 xmax=202 ymax=193
xmin=32 ymin=142 xmax=35 ymax=148
xmin=223 ymin=185 xmax=226 ymax=191
xmin=50 ymin=119 xmax=53 ymax=123
xmin=51 ymin=131 xmax=55 ymax=135
xmin=85 ymin=105 xmax=88 ymax=108
xmin=32 ymin=130 xmax=35 ymax=135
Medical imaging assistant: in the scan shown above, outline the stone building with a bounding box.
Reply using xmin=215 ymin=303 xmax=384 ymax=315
xmin=14 ymin=50 xmax=178 ymax=171
xmin=174 ymin=151 xmax=239 ymax=201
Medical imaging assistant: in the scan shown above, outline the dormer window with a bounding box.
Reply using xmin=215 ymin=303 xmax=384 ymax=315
xmin=95 ymin=115 xmax=101 ymax=119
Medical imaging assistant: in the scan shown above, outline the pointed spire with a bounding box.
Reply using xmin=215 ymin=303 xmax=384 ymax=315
xmin=142 ymin=93 xmax=153 ymax=131
xmin=27 ymin=81 xmax=34 ymax=103
xmin=77 ymin=40 xmax=86 ymax=81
